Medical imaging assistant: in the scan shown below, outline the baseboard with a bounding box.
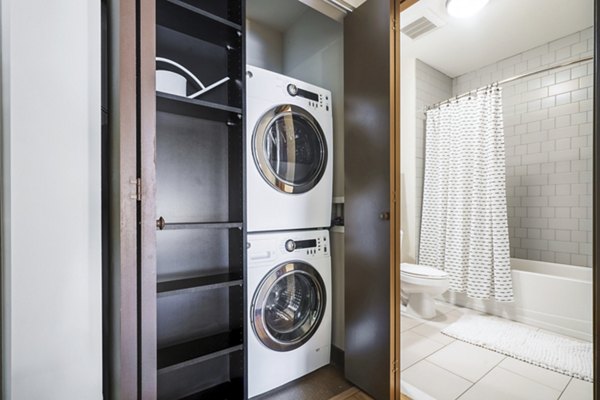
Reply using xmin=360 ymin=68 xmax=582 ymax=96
xmin=330 ymin=345 xmax=345 ymax=372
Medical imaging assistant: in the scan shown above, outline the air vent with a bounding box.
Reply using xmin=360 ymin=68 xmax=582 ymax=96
xmin=401 ymin=16 xmax=438 ymax=40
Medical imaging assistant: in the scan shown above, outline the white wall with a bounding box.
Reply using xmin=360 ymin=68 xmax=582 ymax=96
xmin=405 ymin=28 xmax=593 ymax=269
xmin=283 ymin=9 xmax=344 ymax=199
xmin=246 ymin=19 xmax=283 ymax=73
xmin=453 ymin=27 xmax=594 ymax=267
xmin=1 ymin=0 xmax=102 ymax=399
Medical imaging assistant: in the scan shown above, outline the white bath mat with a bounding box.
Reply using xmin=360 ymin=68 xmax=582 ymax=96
xmin=441 ymin=315 xmax=593 ymax=382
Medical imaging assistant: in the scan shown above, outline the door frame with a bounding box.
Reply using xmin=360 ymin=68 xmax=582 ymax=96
xmin=391 ymin=1 xmax=401 ymax=399
xmin=394 ymin=0 xmax=599 ymax=398
xmin=593 ymin=0 xmax=599 ymax=395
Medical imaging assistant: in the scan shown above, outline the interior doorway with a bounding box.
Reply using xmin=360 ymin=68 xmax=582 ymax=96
xmin=398 ymin=1 xmax=597 ymax=398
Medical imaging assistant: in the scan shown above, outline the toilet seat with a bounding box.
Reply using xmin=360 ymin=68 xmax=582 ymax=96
xmin=401 ymin=263 xmax=447 ymax=280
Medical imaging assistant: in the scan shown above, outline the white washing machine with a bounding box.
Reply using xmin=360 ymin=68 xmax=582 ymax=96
xmin=247 ymin=229 xmax=332 ymax=398
xmin=246 ymin=65 xmax=333 ymax=232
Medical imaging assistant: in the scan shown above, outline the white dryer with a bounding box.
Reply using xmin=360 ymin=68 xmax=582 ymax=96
xmin=247 ymin=229 xmax=332 ymax=398
xmin=246 ymin=65 xmax=333 ymax=232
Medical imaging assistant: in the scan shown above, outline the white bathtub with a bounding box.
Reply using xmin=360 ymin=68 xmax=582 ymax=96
xmin=441 ymin=258 xmax=593 ymax=341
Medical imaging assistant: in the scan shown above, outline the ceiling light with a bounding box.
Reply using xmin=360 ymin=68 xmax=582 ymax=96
xmin=446 ymin=0 xmax=490 ymax=18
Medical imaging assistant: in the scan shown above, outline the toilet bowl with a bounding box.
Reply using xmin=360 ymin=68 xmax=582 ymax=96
xmin=401 ymin=263 xmax=449 ymax=319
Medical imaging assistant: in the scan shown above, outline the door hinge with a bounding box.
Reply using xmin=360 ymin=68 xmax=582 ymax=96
xmin=392 ymin=359 xmax=399 ymax=373
xmin=130 ymin=178 xmax=142 ymax=201
xmin=392 ymin=18 xmax=397 ymax=31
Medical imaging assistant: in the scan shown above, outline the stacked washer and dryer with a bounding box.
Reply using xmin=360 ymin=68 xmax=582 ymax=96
xmin=246 ymin=65 xmax=334 ymax=398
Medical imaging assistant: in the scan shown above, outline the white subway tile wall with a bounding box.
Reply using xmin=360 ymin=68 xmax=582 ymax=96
xmin=415 ymin=27 xmax=593 ymax=267
xmin=415 ymin=60 xmax=453 ymax=259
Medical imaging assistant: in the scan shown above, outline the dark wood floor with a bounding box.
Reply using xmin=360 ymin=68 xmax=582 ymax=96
xmin=252 ymin=365 xmax=360 ymax=400
xmin=329 ymin=387 xmax=375 ymax=400
xmin=250 ymin=364 xmax=411 ymax=400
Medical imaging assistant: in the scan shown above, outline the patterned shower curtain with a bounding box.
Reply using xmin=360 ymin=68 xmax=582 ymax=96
xmin=419 ymin=85 xmax=514 ymax=302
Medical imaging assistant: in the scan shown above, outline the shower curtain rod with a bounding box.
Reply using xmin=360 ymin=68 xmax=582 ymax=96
xmin=425 ymin=56 xmax=594 ymax=112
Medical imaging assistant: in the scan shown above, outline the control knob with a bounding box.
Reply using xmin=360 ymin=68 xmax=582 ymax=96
xmin=287 ymin=84 xmax=298 ymax=96
xmin=285 ymin=239 xmax=296 ymax=252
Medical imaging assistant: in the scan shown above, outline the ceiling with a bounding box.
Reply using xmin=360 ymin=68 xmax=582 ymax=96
xmin=400 ymin=0 xmax=594 ymax=78
xmin=247 ymin=0 xmax=363 ymax=31
xmin=246 ymin=0 xmax=310 ymax=32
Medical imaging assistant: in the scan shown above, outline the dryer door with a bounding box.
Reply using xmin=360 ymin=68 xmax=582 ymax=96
xmin=251 ymin=261 xmax=326 ymax=352
xmin=253 ymin=105 xmax=328 ymax=194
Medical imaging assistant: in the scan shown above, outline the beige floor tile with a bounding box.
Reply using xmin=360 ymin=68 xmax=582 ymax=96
xmin=498 ymin=357 xmax=571 ymax=392
xmin=427 ymin=341 xmax=505 ymax=382
xmin=451 ymin=305 xmax=486 ymax=317
xmin=401 ymin=331 xmax=446 ymax=371
xmin=458 ymin=367 xmax=561 ymax=400
xmin=427 ymin=309 xmax=467 ymax=327
xmin=403 ymin=360 xmax=472 ymax=400
xmin=435 ymin=300 xmax=458 ymax=315
xmin=559 ymin=378 xmax=593 ymax=400
xmin=401 ymin=315 xmax=423 ymax=332
xmin=409 ymin=321 xmax=456 ymax=345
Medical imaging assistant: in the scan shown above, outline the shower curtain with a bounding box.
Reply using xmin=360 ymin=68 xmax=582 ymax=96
xmin=419 ymin=85 xmax=514 ymax=302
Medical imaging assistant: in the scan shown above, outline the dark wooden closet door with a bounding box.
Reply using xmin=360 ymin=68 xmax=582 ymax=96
xmin=344 ymin=0 xmax=398 ymax=399
xmin=107 ymin=0 xmax=140 ymax=398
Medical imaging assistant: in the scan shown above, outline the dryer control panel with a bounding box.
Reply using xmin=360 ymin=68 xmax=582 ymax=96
xmin=286 ymin=83 xmax=330 ymax=111
xmin=281 ymin=234 xmax=328 ymax=257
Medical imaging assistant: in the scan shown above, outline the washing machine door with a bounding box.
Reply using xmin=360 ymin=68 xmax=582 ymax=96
xmin=253 ymin=105 xmax=328 ymax=194
xmin=251 ymin=261 xmax=326 ymax=352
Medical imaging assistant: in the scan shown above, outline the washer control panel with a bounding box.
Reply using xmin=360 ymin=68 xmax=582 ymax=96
xmin=247 ymin=230 xmax=330 ymax=265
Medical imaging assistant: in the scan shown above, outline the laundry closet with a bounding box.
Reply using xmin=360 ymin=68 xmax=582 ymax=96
xmin=244 ymin=0 xmax=344 ymax=397
xmin=105 ymin=0 xmax=397 ymax=399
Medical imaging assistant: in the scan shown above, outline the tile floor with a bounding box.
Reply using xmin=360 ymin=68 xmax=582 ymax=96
xmin=401 ymin=302 xmax=593 ymax=400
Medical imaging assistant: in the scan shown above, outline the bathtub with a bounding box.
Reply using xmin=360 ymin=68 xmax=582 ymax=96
xmin=441 ymin=258 xmax=593 ymax=341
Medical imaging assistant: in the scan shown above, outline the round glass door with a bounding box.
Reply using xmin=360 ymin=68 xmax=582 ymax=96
xmin=251 ymin=262 xmax=326 ymax=352
xmin=253 ymin=105 xmax=327 ymax=194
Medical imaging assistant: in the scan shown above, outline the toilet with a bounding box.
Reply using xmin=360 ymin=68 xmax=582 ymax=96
xmin=401 ymin=263 xmax=449 ymax=319
xmin=399 ymin=231 xmax=450 ymax=318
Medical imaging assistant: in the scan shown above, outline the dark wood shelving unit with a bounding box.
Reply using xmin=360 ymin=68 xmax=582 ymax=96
xmin=159 ymin=0 xmax=242 ymax=30
xmin=157 ymin=273 xmax=243 ymax=297
xmin=156 ymin=217 xmax=243 ymax=231
xmin=157 ymin=0 xmax=242 ymax=47
xmin=142 ymin=0 xmax=246 ymax=398
xmin=156 ymin=92 xmax=242 ymax=124
xmin=158 ymin=330 xmax=244 ymax=374
xmin=179 ymin=381 xmax=243 ymax=400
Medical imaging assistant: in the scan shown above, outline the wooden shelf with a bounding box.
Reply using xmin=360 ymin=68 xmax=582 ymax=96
xmin=152 ymin=0 xmax=245 ymax=397
xmin=157 ymin=330 xmax=243 ymax=374
xmin=165 ymin=0 xmax=241 ymax=30
xmin=157 ymin=273 xmax=243 ymax=297
xmin=157 ymin=0 xmax=242 ymax=48
xmin=156 ymin=218 xmax=243 ymax=231
xmin=157 ymin=92 xmax=242 ymax=123
xmin=179 ymin=381 xmax=242 ymax=400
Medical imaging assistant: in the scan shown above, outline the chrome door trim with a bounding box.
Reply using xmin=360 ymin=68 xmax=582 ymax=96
xmin=252 ymin=104 xmax=328 ymax=194
xmin=251 ymin=261 xmax=326 ymax=352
